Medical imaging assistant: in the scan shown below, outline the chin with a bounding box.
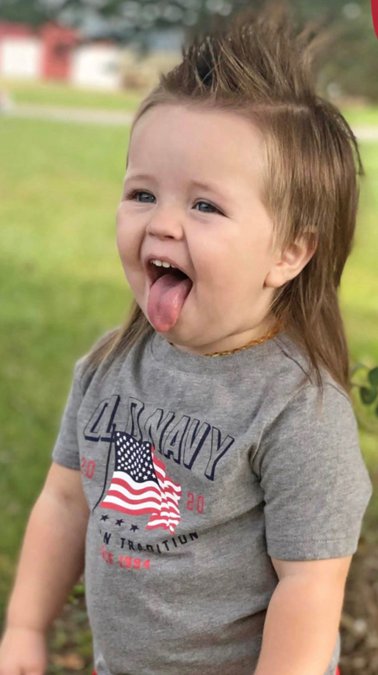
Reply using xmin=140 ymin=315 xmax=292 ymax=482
xmin=157 ymin=325 xmax=200 ymax=351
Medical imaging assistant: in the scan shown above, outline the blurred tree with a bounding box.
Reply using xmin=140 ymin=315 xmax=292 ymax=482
xmin=294 ymin=0 xmax=378 ymax=101
xmin=0 ymin=0 xmax=55 ymax=25
xmin=0 ymin=0 xmax=377 ymax=100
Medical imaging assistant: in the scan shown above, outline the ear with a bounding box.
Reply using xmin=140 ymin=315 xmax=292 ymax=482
xmin=265 ymin=233 xmax=317 ymax=289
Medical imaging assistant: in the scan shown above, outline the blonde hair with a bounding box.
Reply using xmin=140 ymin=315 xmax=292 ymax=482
xmin=85 ymin=3 xmax=363 ymax=391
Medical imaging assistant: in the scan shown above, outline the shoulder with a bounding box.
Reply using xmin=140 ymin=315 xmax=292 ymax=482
xmin=72 ymin=327 xmax=123 ymax=395
xmin=273 ymin=332 xmax=346 ymax=393
xmin=73 ymin=327 xmax=153 ymax=397
xmin=252 ymin=335 xmax=363 ymax=478
xmin=252 ymin=332 xmax=351 ymax=430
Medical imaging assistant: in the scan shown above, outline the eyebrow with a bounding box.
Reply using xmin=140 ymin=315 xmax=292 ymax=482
xmin=124 ymin=173 xmax=227 ymax=197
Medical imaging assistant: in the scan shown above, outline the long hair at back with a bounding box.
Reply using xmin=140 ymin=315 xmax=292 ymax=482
xmin=86 ymin=3 xmax=363 ymax=391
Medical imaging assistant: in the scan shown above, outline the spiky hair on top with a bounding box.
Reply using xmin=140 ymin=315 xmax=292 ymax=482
xmin=87 ymin=2 xmax=363 ymax=392
xmin=173 ymin=5 xmax=318 ymax=102
xmin=139 ymin=2 xmax=326 ymax=106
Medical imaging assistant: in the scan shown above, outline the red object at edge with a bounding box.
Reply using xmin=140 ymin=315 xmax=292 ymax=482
xmin=372 ymin=0 xmax=378 ymax=37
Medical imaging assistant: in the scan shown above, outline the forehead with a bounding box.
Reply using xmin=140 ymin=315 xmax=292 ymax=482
xmin=127 ymin=103 xmax=266 ymax=188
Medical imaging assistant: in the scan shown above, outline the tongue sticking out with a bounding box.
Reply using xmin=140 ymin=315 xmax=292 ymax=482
xmin=147 ymin=272 xmax=192 ymax=332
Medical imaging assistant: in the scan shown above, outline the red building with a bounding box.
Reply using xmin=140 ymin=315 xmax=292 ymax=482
xmin=0 ymin=21 xmax=78 ymax=81
xmin=40 ymin=23 xmax=77 ymax=81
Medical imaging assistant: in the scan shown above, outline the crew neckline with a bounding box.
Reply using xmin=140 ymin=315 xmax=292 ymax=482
xmin=148 ymin=331 xmax=284 ymax=374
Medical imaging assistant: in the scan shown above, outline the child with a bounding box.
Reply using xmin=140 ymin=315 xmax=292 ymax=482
xmin=0 ymin=5 xmax=372 ymax=675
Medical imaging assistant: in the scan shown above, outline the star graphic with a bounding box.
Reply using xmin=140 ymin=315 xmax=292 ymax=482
xmin=130 ymin=524 xmax=139 ymax=532
xmin=116 ymin=519 xmax=124 ymax=526
xmin=100 ymin=515 xmax=109 ymax=522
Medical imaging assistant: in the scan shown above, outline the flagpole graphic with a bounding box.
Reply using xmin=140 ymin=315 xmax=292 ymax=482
xmin=93 ymin=423 xmax=116 ymax=512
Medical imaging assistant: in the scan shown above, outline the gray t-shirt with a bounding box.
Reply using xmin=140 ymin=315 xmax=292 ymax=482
xmin=52 ymin=330 xmax=372 ymax=675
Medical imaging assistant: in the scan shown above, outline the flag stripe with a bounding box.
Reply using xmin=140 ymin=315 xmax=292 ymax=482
xmin=112 ymin=472 xmax=179 ymax=504
xmin=103 ymin=486 xmax=180 ymax=515
xmin=109 ymin=478 xmax=162 ymax=499
xmin=102 ymin=490 xmax=161 ymax=508
xmin=111 ymin=473 xmax=161 ymax=494
xmin=99 ymin=500 xmax=157 ymax=516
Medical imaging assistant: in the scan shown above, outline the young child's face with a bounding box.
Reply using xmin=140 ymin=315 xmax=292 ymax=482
xmin=116 ymin=103 xmax=281 ymax=355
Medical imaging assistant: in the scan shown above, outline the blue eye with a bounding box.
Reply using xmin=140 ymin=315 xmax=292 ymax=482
xmin=194 ymin=201 xmax=221 ymax=214
xmin=128 ymin=190 xmax=155 ymax=203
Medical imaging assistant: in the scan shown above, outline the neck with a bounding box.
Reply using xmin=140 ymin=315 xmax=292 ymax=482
xmin=170 ymin=321 xmax=282 ymax=357
xmin=204 ymin=322 xmax=281 ymax=357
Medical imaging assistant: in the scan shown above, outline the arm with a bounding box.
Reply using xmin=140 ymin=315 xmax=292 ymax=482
xmin=254 ymin=556 xmax=352 ymax=675
xmin=0 ymin=462 xmax=89 ymax=674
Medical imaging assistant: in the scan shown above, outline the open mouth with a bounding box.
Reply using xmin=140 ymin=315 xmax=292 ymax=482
xmin=146 ymin=259 xmax=193 ymax=332
xmin=147 ymin=259 xmax=191 ymax=285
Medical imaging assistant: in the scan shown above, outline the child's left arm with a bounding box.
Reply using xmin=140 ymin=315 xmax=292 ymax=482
xmin=254 ymin=556 xmax=352 ymax=675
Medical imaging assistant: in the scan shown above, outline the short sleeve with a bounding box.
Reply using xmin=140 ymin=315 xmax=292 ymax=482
xmin=252 ymin=383 xmax=373 ymax=560
xmin=52 ymin=358 xmax=86 ymax=470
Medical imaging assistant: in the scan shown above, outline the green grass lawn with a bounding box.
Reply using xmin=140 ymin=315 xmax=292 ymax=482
xmin=341 ymin=140 xmax=378 ymax=362
xmin=0 ymin=77 xmax=144 ymax=111
xmin=0 ymin=117 xmax=132 ymax=615
xmin=2 ymin=78 xmax=378 ymax=127
xmin=342 ymin=106 xmax=378 ymax=127
xmin=0 ymin=113 xmax=377 ymax=629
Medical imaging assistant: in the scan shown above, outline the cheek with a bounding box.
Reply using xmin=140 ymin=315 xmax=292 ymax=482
xmin=116 ymin=208 xmax=138 ymax=262
xmin=239 ymin=229 xmax=275 ymax=272
xmin=115 ymin=228 xmax=128 ymax=266
xmin=115 ymin=205 xmax=127 ymax=253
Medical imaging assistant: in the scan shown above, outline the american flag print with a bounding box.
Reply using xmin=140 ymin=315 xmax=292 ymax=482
xmin=100 ymin=431 xmax=182 ymax=534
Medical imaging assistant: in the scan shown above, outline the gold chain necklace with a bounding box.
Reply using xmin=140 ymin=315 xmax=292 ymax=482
xmin=203 ymin=323 xmax=281 ymax=357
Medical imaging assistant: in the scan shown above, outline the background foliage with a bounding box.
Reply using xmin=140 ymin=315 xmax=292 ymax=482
xmin=0 ymin=0 xmax=377 ymax=100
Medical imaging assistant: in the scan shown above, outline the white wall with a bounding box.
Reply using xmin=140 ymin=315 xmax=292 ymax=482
xmin=71 ymin=44 xmax=122 ymax=90
xmin=0 ymin=37 xmax=41 ymax=79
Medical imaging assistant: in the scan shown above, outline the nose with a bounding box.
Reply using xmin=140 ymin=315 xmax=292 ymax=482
xmin=145 ymin=206 xmax=184 ymax=240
